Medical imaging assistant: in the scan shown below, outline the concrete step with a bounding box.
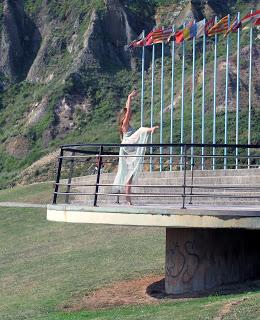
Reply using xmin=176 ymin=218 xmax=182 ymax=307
xmin=70 ymin=168 xmax=260 ymax=182
xmin=60 ymin=169 xmax=260 ymax=207
xmin=71 ymin=176 xmax=260 ymax=187
xmin=69 ymin=193 xmax=260 ymax=206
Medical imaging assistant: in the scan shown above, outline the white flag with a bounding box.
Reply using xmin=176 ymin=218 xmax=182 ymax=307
xmin=196 ymin=20 xmax=206 ymax=38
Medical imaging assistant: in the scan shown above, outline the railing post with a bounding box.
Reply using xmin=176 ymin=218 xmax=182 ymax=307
xmin=182 ymin=145 xmax=187 ymax=209
xmin=189 ymin=158 xmax=195 ymax=205
xmin=65 ymin=151 xmax=75 ymax=204
xmin=53 ymin=148 xmax=64 ymax=205
xmin=93 ymin=146 xmax=103 ymax=207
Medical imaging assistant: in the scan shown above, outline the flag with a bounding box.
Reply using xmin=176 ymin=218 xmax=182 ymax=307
xmin=196 ymin=19 xmax=206 ymax=38
xmin=145 ymin=29 xmax=159 ymax=46
xmin=167 ymin=30 xmax=175 ymax=43
xmin=145 ymin=27 xmax=173 ymax=45
xmin=189 ymin=23 xmax=198 ymax=38
xmin=224 ymin=15 xmax=241 ymax=37
xmin=175 ymin=30 xmax=184 ymax=44
xmin=126 ymin=32 xmax=145 ymax=49
xmin=183 ymin=22 xmax=198 ymax=40
xmin=152 ymin=27 xmax=173 ymax=44
xmin=167 ymin=25 xmax=182 ymax=43
xmin=174 ymin=21 xmax=193 ymax=43
xmin=182 ymin=26 xmax=191 ymax=40
xmin=240 ymin=10 xmax=260 ymax=29
xmin=205 ymin=17 xmax=215 ymax=35
xmin=207 ymin=15 xmax=228 ymax=36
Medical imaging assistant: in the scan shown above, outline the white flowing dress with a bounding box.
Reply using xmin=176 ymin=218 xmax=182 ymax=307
xmin=113 ymin=126 xmax=150 ymax=192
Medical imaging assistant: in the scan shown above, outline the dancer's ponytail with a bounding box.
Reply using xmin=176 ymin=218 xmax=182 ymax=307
xmin=118 ymin=107 xmax=127 ymax=140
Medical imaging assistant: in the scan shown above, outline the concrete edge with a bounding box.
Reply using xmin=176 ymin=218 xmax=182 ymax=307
xmin=47 ymin=204 xmax=260 ymax=217
xmin=47 ymin=205 xmax=260 ymax=229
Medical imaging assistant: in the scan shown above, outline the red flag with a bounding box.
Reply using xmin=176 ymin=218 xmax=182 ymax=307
xmin=240 ymin=10 xmax=260 ymax=29
xmin=145 ymin=28 xmax=161 ymax=45
xmin=204 ymin=17 xmax=215 ymax=35
xmin=224 ymin=15 xmax=241 ymax=37
xmin=127 ymin=33 xmax=145 ymax=49
xmin=152 ymin=27 xmax=173 ymax=44
xmin=167 ymin=25 xmax=183 ymax=43
xmin=175 ymin=30 xmax=184 ymax=44
xmin=207 ymin=15 xmax=228 ymax=36
xmin=145 ymin=27 xmax=173 ymax=45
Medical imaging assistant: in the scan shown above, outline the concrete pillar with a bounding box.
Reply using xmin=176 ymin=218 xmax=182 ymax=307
xmin=165 ymin=228 xmax=260 ymax=294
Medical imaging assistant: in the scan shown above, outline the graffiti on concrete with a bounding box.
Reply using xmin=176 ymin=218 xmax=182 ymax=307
xmin=166 ymin=240 xmax=200 ymax=284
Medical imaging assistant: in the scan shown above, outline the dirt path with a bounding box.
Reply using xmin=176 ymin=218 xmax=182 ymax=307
xmin=0 ymin=202 xmax=46 ymax=208
xmin=213 ymin=298 xmax=247 ymax=320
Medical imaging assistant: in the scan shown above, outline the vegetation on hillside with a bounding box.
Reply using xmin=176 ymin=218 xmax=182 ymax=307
xmin=0 ymin=0 xmax=259 ymax=189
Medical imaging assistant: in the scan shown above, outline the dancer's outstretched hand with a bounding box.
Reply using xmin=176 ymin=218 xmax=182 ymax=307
xmin=151 ymin=125 xmax=159 ymax=134
xmin=129 ymin=89 xmax=137 ymax=99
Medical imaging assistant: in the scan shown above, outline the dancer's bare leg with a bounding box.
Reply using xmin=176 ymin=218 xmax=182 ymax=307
xmin=125 ymin=176 xmax=133 ymax=205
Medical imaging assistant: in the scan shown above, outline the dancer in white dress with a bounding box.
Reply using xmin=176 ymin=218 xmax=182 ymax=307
xmin=113 ymin=90 xmax=159 ymax=205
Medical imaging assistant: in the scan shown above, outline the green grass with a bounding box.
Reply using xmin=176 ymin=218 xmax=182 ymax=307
xmin=0 ymin=205 xmax=260 ymax=320
xmin=37 ymin=295 xmax=260 ymax=320
xmin=0 ymin=181 xmax=52 ymax=203
xmin=0 ymin=207 xmax=165 ymax=319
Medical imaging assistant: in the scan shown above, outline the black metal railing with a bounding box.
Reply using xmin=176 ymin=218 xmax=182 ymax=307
xmin=52 ymin=143 xmax=260 ymax=208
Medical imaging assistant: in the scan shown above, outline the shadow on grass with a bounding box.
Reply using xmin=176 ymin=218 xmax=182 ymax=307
xmin=146 ymin=278 xmax=260 ymax=299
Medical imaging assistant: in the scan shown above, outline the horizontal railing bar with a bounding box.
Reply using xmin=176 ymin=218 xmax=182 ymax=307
xmin=59 ymin=154 xmax=260 ymax=160
xmin=54 ymin=192 xmax=182 ymax=197
xmin=56 ymin=183 xmax=183 ymax=188
xmin=185 ymin=194 xmax=260 ymax=198
xmin=55 ymin=182 xmax=260 ymax=189
xmin=61 ymin=143 xmax=260 ymax=149
xmin=53 ymin=191 xmax=260 ymax=199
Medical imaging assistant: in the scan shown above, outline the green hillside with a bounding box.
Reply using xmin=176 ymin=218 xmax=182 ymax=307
xmin=0 ymin=0 xmax=259 ymax=189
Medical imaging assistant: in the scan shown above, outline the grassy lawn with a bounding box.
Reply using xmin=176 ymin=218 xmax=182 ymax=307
xmin=0 ymin=182 xmax=52 ymax=204
xmin=0 ymin=205 xmax=259 ymax=320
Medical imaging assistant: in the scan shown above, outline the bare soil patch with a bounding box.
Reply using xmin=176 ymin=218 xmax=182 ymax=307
xmin=62 ymin=275 xmax=164 ymax=311
xmin=61 ymin=276 xmax=260 ymax=312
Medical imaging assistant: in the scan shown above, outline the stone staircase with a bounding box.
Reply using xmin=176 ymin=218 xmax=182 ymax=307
xmin=63 ymin=168 xmax=260 ymax=207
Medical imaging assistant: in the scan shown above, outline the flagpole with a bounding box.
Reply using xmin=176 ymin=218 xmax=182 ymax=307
xmin=141 ymin=30 xmax=145 ymax=128
xmin=201 ymin=20 xmax=206 ymax=170
xmin=248 ymin=10 xmax=253 ymax=169
xmin=224 ymin=14 xmax=230 ymax=170
xmin=191 ymin=21 xmax=196 ymax=170
xmin=170 ymin=26 xmax=175 ymax=172
xmin=180 ymin=24 xmax=185 ymax=171
xmin=212 ymin=16 xmax=218 ymax=170
xmin=235 ymin=12 xmax=241 ymax=169
xmin=160 ymin=40 xmax=164 ymax=172
xmin=150 ymin=42 xmax=155 ymax=172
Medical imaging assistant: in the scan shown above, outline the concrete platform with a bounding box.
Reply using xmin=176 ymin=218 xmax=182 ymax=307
xmin=47 ymin=203 xmax=260 ymax=229
xmin=47 ymin=203 xmax=260 ymax=294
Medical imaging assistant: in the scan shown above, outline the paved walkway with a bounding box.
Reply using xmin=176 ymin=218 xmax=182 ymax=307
xmin=0 ymin=202 xmax=46 ymax=208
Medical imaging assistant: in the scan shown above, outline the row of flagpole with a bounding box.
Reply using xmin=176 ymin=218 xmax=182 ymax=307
xmin=248 ymin=10 xmax=253 ymax=169
xmin=128 ymin=10 xmax=260 ymax=49
xmin=139 ymin=11 xmax=256 ymax=171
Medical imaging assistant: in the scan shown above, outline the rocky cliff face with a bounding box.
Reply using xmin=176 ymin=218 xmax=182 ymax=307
xmin=0 ymin=0 xmax=259 ymax=187
xmin=0 ymin=0 xmax=40 ymax=82
xmin=0 ymin=0 xmax=154 ymax=84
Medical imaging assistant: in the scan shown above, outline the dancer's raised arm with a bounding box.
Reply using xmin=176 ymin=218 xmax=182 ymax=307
xmin=121 ymin=90 xmax=137 ymax=132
